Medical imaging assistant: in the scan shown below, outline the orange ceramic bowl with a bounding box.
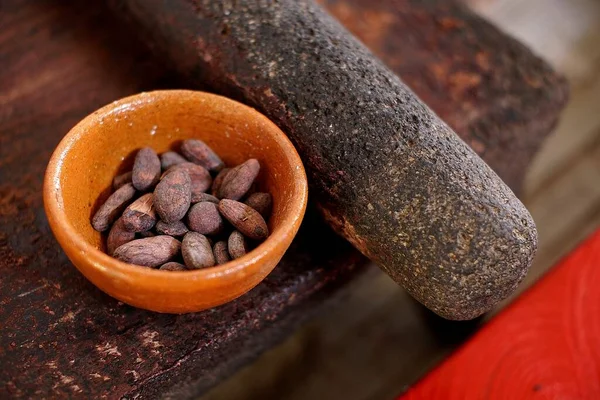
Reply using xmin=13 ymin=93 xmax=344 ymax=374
xmin=43 ymin=90 xmax=308 ymax=313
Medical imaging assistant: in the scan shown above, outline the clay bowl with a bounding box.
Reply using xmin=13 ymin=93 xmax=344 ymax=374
xmin=43 ymin=90 xmax=308 ymax=313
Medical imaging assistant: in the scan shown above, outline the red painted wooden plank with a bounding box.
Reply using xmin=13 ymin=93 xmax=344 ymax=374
xmin=400 ymin=229 xmax=600 ymax=399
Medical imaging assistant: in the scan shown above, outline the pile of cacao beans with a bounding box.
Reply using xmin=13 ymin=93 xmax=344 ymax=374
xmin=91 ymin=139 xmax=272 ymax=271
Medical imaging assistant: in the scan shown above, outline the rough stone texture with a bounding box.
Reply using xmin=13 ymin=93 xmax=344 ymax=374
xmin=320 ymin=0 xmax=568 ymax=194
xmin=110 ymin=0 xmax=539 ymax=320
xmin=0 ymin=0 xmax=566 ymax=398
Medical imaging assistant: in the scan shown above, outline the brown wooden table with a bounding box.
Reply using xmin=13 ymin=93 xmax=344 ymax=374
xmin=0 ymin=0 xmax=566 ymax=398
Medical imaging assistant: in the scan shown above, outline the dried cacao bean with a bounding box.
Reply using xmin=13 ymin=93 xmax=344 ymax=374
xmin=187 ymin=202 xmax=224 ymax=236
xmin=181 ymin=139 xmax=224 ymax=172
xmin=121 ymin=193 xmax=157 ymax=232
xmin=218 ymin=159 xmax=260 ymax=201
xmin=132 ymin=147 xmax=161 ymax=191
xmin=213 ymin=241 xmax=231 ymax=265
xmin=106 ymin=217 xmax=136 ymax=255
xmin=154 ymin=169 xmax=192 ymax=223
xmin=113 ymin=235 xmax=181 ymax=267
xmin=92 ymin=183 xmax=136 ymax=232
xmin=228 ymin=231 xmax=248 ymax=259
xmin=155 ymin=220 xmax=189 ymax=237
xmin=166 ymin=162 xmax=212 ymax=202
xmin=244 ymin=192 xmax=272 ymax=219
xmin=113 ymin=171 xmax=133 ymax=190
xmin=218 ymin=199 xmax=269 ymax=241
xmin=160 ymin=151 xmax=187 ymax=170
xmin=181 ymin=232 xmax=215 ymax=269
xmin=211 ymin=167 xmax=230 ymax=197
xmin=159 ymin=262 xmax=188 ymax=271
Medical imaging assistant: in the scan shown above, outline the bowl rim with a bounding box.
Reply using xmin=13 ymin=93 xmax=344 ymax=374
xmin=43 ymin=89 xmax=308 ymax=283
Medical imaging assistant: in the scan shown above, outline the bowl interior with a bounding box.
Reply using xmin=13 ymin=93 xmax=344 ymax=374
xmin=54 ymin=90 xmax=303 ymax=270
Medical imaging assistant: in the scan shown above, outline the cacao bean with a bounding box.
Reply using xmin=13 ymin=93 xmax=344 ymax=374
xmin=154 ymin=169 xmax=192 ymax=223
xmin=181 ymin=232 xmax=215 ymax=269
xmin=159 ymin=262 xmax=188 ymax=271
xmin=92 ymin=183 xmax=136 ymax=232
xmin=218 ymin=159 xmax=260 ymax=201
xmin=213 ymin=241 xmax=231 ymax=265
xmin=132 ymin=147 xmax=161 ymax=191
xmin=160 ymin=151 xmax=187 ymax=170
xmin=228 ymin=231 xmax=248 ymax=259
xmin=180 ymin=139 xmax=224 ymax=172
xmin=106 ymin=217 xmax=136 ymax=255
xmin=113 ymin=171 xmax=133 ymax=190
xmin=244 ymin=192 xmax=272 ymax=219
xmin=218 ymin=199 xmax=269 ymax=241
xmin=113 ymin=235 xmax=181 ymax=267
xmin=121 ymin=193 xmax=157 ymax=232
xmin=187 ymin=202 xmax=224 ymax=236
xmin=155 ymin=220 xmax=189 ymax=237
xmin=211 ymin=167 xmax=230 ymax=197
xmin=166 ymin=162 xmax=212 ymax=202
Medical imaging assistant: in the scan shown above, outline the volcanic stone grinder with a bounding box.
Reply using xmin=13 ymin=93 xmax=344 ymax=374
xmin=109 ymin=0 xmax=537 ymax=320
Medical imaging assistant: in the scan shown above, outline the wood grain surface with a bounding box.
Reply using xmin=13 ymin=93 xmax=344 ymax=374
xmin=401 ymin=228 xmax=600 ymax=399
